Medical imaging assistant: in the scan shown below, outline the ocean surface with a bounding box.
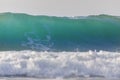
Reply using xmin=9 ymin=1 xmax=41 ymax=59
xmin=0 ymin=13 xmax=120 ymax=79
xmin=0 ymin=13 xmax=120 ymax=51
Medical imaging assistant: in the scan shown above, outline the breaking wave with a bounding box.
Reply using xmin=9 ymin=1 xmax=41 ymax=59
xmin=0 ymin=51 xmax=119 ymax=78
xmin=0 ymin=13 xmax=120 ymax=51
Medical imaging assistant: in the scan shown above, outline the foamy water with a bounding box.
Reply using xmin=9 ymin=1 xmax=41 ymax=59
xmin=0 ymin=50 xmax=119 ymax=78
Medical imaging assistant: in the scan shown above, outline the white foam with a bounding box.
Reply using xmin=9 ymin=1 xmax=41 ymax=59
xmin=0 ymin=50 xmax=120 ymax=78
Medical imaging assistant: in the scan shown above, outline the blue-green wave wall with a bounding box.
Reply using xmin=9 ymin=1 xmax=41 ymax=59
xmin=0 ymin=13 xmax=120 ymax=51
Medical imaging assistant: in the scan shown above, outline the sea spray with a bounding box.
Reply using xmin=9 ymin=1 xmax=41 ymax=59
xmin=0 ymin=50 xmax=119 ymax=78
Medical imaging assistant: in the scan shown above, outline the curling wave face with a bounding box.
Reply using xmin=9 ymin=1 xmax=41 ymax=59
xmin=0 ymin=13 xmax=120 ymax=51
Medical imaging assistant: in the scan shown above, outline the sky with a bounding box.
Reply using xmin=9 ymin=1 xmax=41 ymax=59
xmin=0 ymin=0 xmax=120 ymax=16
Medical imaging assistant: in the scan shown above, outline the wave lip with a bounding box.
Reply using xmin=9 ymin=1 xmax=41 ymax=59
xmin=0 ymin=50 xmax=119 ymax=78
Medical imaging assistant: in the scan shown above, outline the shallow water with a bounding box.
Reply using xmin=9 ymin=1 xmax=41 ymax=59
xmin=0 ymin=77 xmax=119 ymax=80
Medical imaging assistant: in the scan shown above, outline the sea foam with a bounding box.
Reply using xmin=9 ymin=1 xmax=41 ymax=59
xmin=0 ymin=50 xmax=119 ymax=78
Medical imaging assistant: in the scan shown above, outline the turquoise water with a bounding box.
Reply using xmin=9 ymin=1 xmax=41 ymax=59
xmin=0 ymin=13 xmax=120 ymax=51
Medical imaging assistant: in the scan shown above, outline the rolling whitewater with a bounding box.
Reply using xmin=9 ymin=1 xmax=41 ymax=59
xmin=0 ymin=13 xmax=120 ymax=79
